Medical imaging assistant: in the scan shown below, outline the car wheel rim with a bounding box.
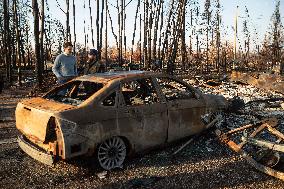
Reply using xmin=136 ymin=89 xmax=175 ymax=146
xmin=98 ymin=137 xmax=126 ymax=170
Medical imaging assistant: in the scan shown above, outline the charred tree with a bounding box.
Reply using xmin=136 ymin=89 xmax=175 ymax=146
xmin=96 ymin=0 xmax=100 ymax=57
xmin=243 ymin=6 xmax=250 ymax=70
xmin=66 ymin=0 xmax=71 ymax=41
xmin=13 ymin=0 xmax=22 ymax=85
xmin=105 ymin=0 xmax=108 ymax=63
xmin=40 ymin=0 xmax=45 ymax=72
xmin=32 ymin=0 xmax=43 ymax=86
xmin=131 ymin=0 xmax=140 ymax=63
xmin=89 ymin=0 xmax=94 ymax=47
xmin=3 ymin=0 xmax=12 ymax=84
xmin=72 ymin=0 xmax=76 ymax=54
xmin=204 ymin=0 xmax=212 ymax=73
xmin=265 ymin=1 xmax=284 ymax=70
xmin=99 ymin=0 xmax=105 ymax=57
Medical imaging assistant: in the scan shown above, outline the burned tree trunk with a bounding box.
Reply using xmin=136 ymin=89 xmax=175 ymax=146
xmin=215 ymin=0 xmax=221 ymax=72
xmin=96 ymin=0 xmax=100 ymax=57
xmin=72 ymin=0 xmax=76 ymax=54
xmin=153 ymin=0 xmax=163 ymax=62
xmin=143 ymin=0 xmax=149 ymax=68
xmin=3 ymin=0 xmax=12 ymax=84
xmin=40 ymin=0 xmax=45 ymax=72
xmin=89 ymin=0 xmax=94 ymax=47
xmin=147 ymin=0 xmax=154 ymax=66
xmin=181 ymin=0 xmax=187 ymax=72
xmin=158 ymin=0 xmax=164 ymax=61
xmin=66 ymin=0 xmax=71 ymax=41
xmin=99 ymin=0 xmax=105 ymax=56
xmin=13 ymin=0 xmax=22 ymax=85
xmin=107 ymin=7 xmax=118 ymax=49
xmin=32 ymin=0 xmax=43 ymax=86
xmin=161 ymin=0 xmax=175 ymax=68
xmin=105 ymin=0 xmax=108 ymax=63
xmin=131 ymin=0 xmax=141 ymax=63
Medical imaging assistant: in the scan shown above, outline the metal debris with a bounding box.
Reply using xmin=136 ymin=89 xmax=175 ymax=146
xmin=216 ymin=118 xmax=284 ymax=181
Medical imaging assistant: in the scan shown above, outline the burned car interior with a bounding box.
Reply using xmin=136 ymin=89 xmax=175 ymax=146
xmin=156 ymin=77 xmax=196 ymax=101
xmin=45 ymin=80 xmax=104 ymax=106
xmin=121 ymin=78 xmax=159 ymax=106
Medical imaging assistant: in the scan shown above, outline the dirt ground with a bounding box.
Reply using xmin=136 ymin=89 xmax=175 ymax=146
xmin=0 ymin=81 xmax=284 ymax=189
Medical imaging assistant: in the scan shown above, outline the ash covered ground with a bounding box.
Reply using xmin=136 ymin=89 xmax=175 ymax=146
xmin=0 ymin=77 xmax=284 ymax=189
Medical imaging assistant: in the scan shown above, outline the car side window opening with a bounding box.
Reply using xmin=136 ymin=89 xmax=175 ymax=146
xmin=156 ymin=77 xmax=194 ymax=101
xmin=101 ymin=91 xmax=116 ymax=106
xmin=45 ymin=80 xmax=104 ymax=106
xmin=122 ymin=78 xmax=159 ymax=106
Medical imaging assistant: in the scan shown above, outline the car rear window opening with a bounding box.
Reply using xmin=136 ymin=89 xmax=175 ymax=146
xmin=45 ymin=81 xmax=104 ymax=106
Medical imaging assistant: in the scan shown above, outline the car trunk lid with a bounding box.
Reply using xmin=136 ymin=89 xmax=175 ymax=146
xmin=16 ymin=97 xmax=74 ymax=142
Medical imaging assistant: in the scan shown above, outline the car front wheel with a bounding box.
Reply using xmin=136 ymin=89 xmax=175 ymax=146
xmin=97 ymin=136 xmax=127 ymax=170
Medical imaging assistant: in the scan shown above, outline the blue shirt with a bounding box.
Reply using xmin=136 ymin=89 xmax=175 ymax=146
xmin=52 ymin=53 xmax=78 ymax=78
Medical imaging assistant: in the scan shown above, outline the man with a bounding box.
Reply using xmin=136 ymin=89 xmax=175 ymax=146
xmin=84 ymin=49 xmax=106 ymax=74
xmin=52 ymin=42 xmax=78 ymax=84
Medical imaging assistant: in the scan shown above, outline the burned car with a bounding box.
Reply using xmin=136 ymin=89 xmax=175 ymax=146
xmin=16 ymin=71 xmax=227 ymax=170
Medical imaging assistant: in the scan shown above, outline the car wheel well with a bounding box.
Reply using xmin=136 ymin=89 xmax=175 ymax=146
xmin=118 ymin=136 xmax=132 ymax=155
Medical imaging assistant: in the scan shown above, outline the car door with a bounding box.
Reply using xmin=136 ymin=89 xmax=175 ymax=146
xmin=117 ymin=77 xmax=168 ymax=152
xmin=155 ymin=77 xmax=207 ymax=142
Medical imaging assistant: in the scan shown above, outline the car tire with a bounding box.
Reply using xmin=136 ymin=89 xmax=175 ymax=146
xmin=97 ymin=136 xmax=127 ymax=170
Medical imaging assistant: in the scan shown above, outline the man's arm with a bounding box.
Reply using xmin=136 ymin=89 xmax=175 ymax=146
xmin=52 ymin=55 xmax=63 ymax=78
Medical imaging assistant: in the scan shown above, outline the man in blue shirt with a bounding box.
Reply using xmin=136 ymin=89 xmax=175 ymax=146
xmin=52 ymin=42 xmax=78 ymax=84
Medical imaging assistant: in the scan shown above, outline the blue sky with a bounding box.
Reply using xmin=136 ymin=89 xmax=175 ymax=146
xmin=47 ymin=0 xmax=284 ymax=50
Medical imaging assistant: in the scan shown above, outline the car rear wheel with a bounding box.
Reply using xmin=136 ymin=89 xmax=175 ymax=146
xmin=97 ymin=136 xmax=127 ymax=170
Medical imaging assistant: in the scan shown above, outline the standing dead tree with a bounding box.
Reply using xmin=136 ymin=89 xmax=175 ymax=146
xmin=242 ymin=6 xmax=250 ymax=70
xmin=265 ymin=1 xmax=284 ymax=70
xmin=56 ymin=0 xmax=71 ymax=42
xmin=96 ymin=0 xmax=100 ymax=57
xmin=99 ymin=0 xmax=105 ymax=57
xmin=32 ymin=0 xmax=43 ymax=86
xmin=152 ymin=0 xmax=163 ymax=62
xmin=204 ymin=0 xmax=212 ymax=73
xmin=13 ymin=0 xmax=22 ymax=85
xmin=89 ymin=0 xmax=94 ymax=47
xmin=72 ymin=0 xmax=76 ymax=54
xmin=160 ymin=0 xmax=175 ymax=69
xmin=215 ymin=0 xmax=221 ymax=72
xmin=104 ymin=0 xmax=108 ymax=62
xmin=130 ymin=0 xmax=140 ymax=63
xmin=40 ymin=0 xmax=45 ymax=72
xmin=3 ymin=0 xmax=12 ymax=84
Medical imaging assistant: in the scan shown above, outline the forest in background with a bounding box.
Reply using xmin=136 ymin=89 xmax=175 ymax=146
xmin=0 ymin=0 xmax=283 ymax=87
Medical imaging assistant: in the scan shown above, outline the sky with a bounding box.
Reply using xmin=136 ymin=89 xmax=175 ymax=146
xmin=46 ymin=0 xmax=284 ymax=50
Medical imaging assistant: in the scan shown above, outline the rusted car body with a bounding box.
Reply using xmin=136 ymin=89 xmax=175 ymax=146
xmin=16 ymin=71 xmax=227 ymax=169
